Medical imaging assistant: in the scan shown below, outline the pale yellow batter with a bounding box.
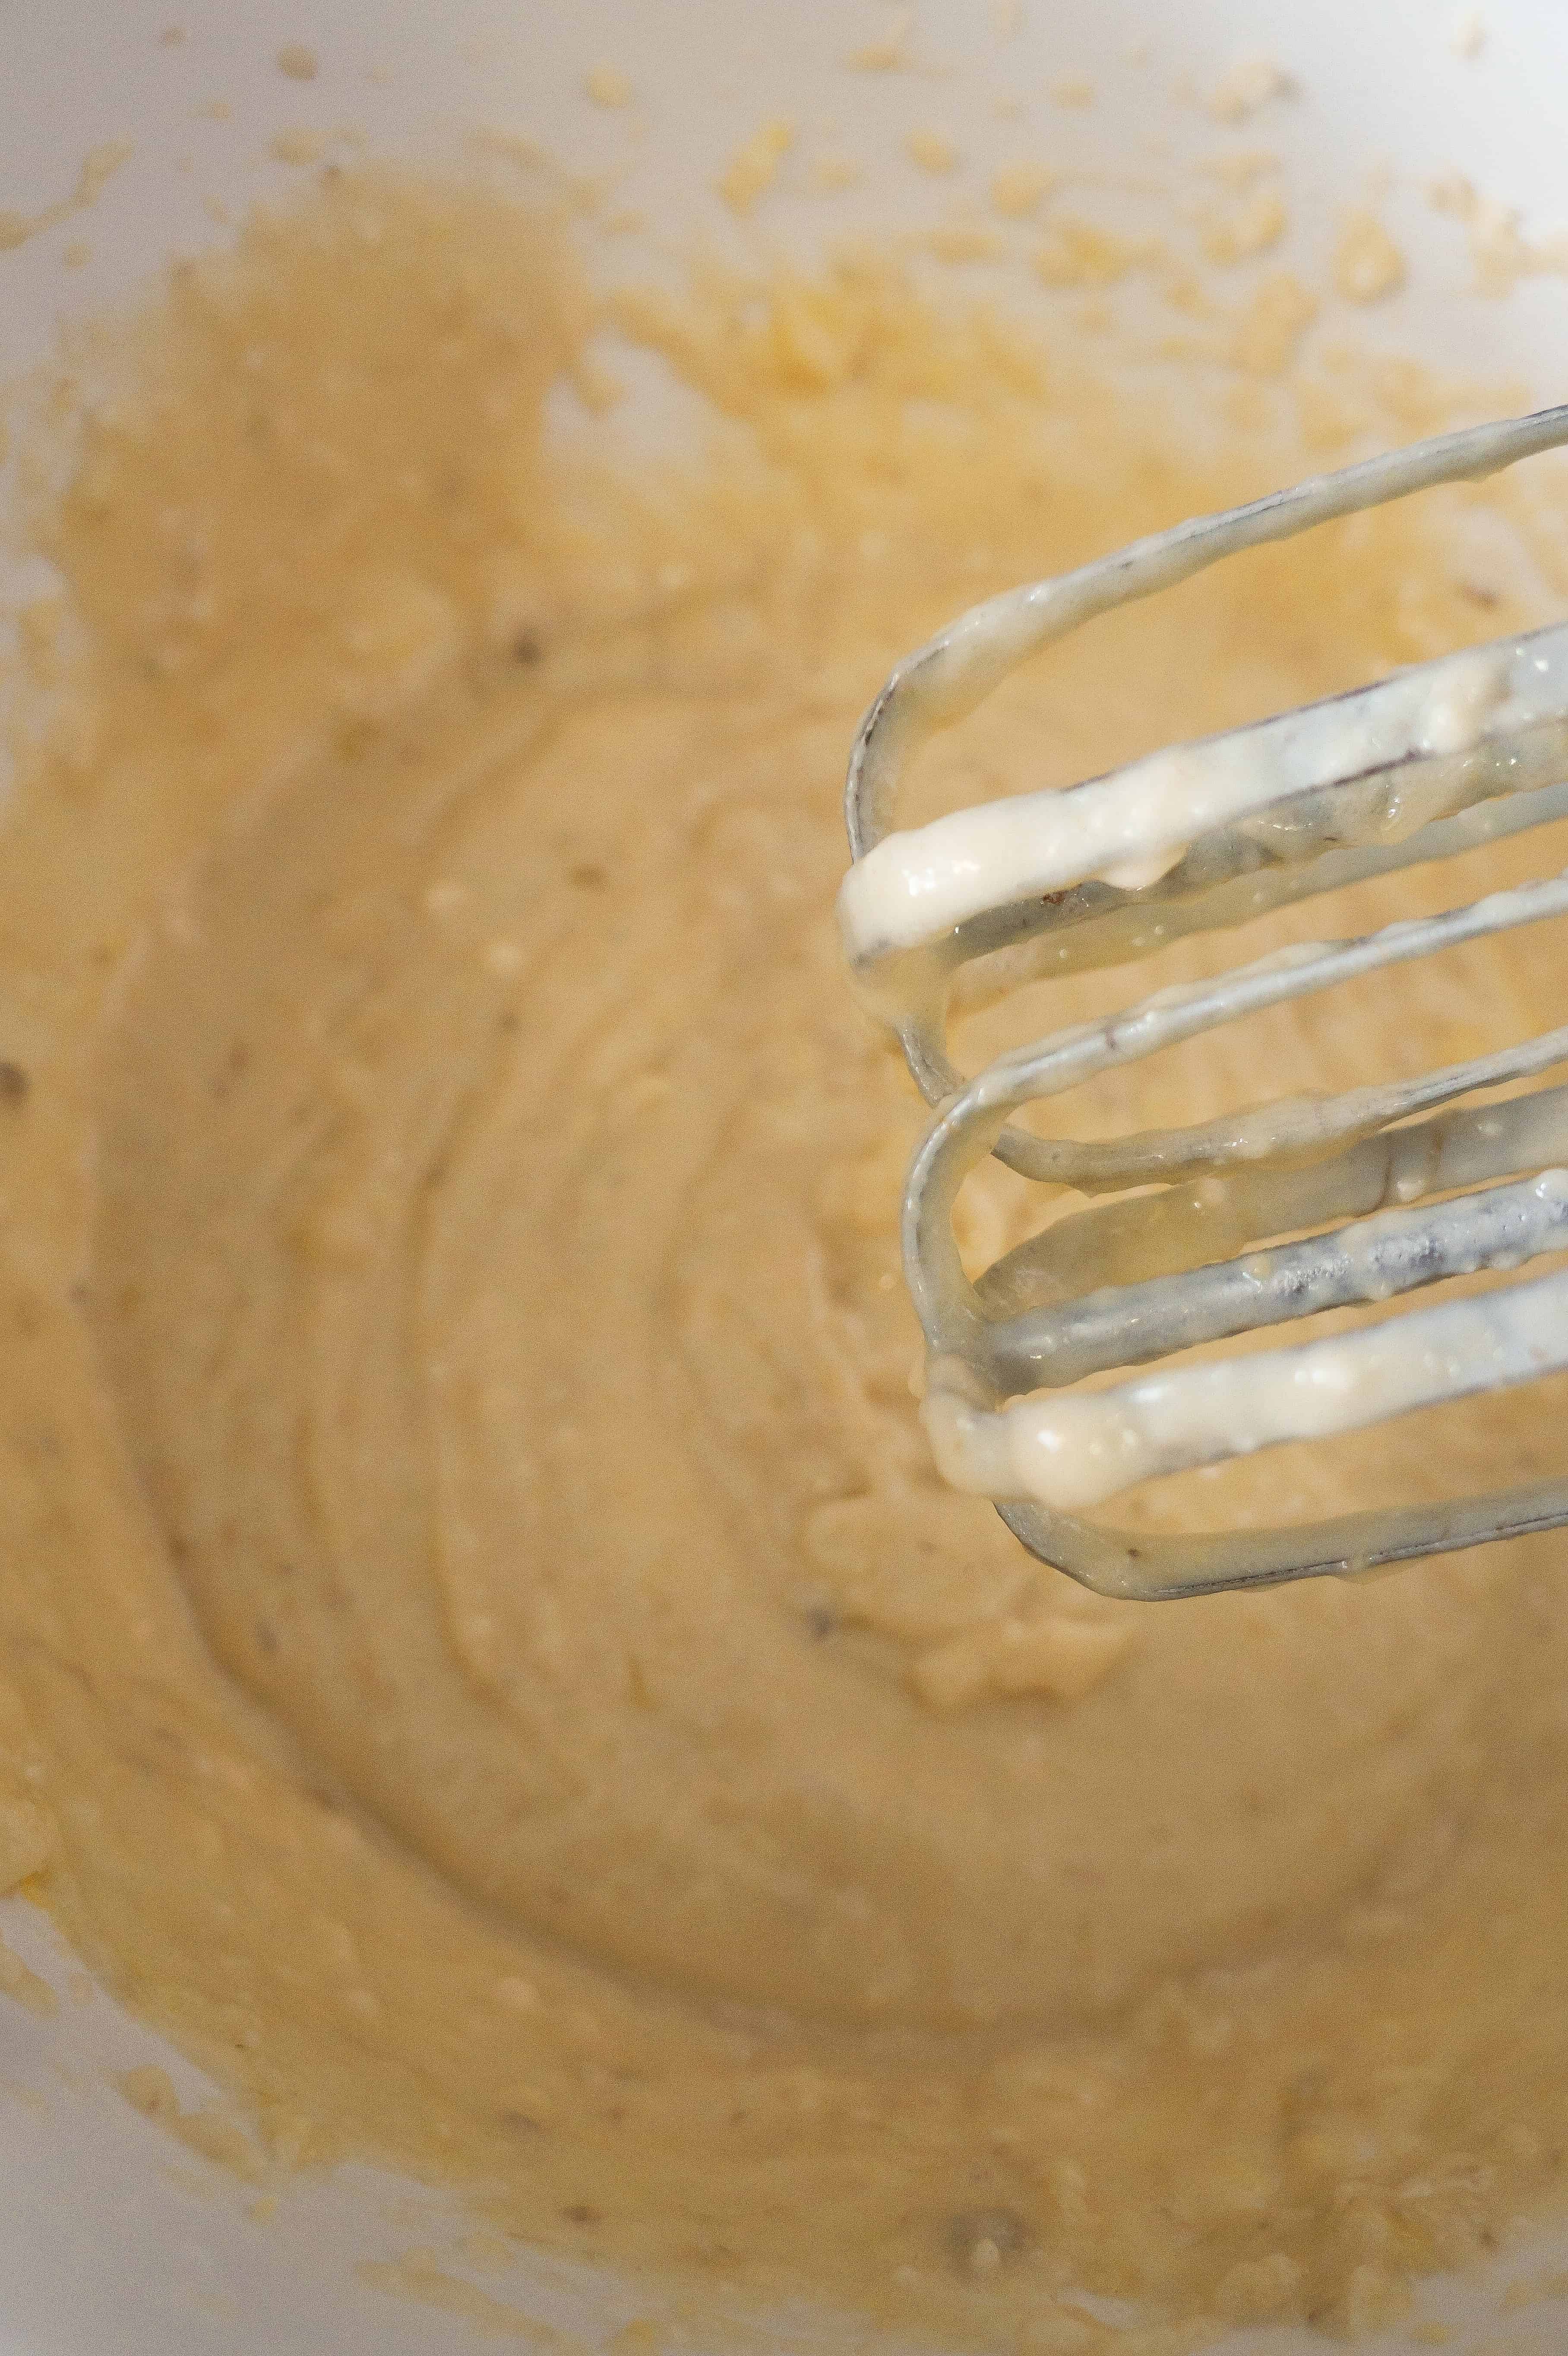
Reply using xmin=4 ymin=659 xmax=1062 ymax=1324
xmin=3 ymin=167 xmax=1568 ymax=2346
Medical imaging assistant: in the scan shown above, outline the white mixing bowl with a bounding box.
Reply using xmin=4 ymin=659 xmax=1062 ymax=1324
xmin=3 ymin=4 xmax=1568 ymax=2351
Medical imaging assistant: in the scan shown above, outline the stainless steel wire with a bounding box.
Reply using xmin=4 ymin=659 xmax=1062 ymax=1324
xmin=839 ymin=405 xmax=1568 ymax=1600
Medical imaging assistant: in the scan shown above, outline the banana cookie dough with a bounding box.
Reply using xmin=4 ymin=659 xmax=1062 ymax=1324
xmin=3 ymin=169 xmax=1568 ymax=2345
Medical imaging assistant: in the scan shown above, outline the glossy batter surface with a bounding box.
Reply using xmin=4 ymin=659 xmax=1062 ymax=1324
xmin=4 ymin=171 xmax=1568 ymax=2345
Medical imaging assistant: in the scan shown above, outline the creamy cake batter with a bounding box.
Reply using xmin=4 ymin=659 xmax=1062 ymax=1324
xmin=3 ymin=168 xmax=1568 ymax=2346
